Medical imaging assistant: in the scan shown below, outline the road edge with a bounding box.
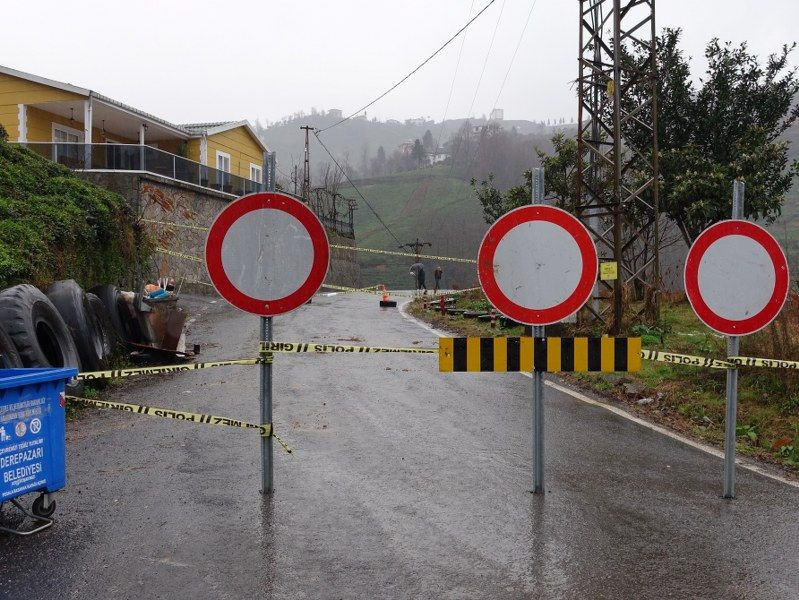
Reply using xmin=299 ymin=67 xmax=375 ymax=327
xmin=397 ymin=299 xmax=799 ymax=490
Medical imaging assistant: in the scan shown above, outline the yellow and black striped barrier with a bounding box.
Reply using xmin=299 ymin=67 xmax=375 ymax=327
xmin=439 ymin=337 xmax=642 ymax=373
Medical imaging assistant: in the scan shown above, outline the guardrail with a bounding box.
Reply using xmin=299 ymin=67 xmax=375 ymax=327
xmin=16 ymin=142 xmax=265 ymax=197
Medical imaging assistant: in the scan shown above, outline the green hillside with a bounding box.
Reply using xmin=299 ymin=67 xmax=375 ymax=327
xmin=346 ymin=167 xmax=489 ymax=290
xmin=0 ymin=136 xmax=150 ymax=289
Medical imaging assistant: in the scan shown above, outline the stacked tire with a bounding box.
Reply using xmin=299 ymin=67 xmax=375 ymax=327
xmin=0 ymin=281 xmax=125 ymax=396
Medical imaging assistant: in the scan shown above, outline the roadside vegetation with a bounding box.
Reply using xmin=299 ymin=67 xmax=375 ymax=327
xmin=0 ymin=130 xmax=151 ymax=289
xmin=409 ymin=290 xmax=799 ymax=473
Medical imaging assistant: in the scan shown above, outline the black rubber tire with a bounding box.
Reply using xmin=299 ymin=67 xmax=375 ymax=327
xmin=0 ymin=320 xmax=22 ymax=368
xmin=46 ymin=280 xmax=108 ymax=372
xmin=31 ymin=495 xmax=56 ymax=518
xmin=89 ymin=284 xmax=141 ymax=344
xmin=86 ymin=292 xmax=116 ymax=364
xmin=0 ymin=285 xmax=81 ymax=369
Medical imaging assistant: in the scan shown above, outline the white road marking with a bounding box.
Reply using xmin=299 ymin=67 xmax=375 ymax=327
xmin=398 ymin=300 xmax=799 ymax=489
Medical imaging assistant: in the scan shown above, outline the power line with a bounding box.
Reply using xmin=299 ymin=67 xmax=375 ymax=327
xmin=490 ymin=0 xmax=539 ymax=115
xmin=317 ymin=0 xmax=498 ymax=134
xmin=466 ymin=0 xmax=506 ymax=120
xmin=312 ymin=131 xmax=404 ymax=247
xmin=434 ymin=0 xmax=477 ymax=155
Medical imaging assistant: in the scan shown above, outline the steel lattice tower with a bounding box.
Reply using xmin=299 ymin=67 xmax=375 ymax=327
xmin=576 ymin=0 xmax=660 ymax=332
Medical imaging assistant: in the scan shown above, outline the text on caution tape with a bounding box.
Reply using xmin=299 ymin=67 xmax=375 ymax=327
xmin=68 ymin=396 xmax=293 ymax=453
xmin=260 ymin=342 xmax=437 ymax=354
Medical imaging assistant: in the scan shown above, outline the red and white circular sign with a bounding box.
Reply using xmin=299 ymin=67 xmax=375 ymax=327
xmin=684 ymin=220 xmax=789 ymax=336
xmin=205 ymin=192 xmax=329 ymax=316
xmin=478 ymin=205 xmax=598 ymax=325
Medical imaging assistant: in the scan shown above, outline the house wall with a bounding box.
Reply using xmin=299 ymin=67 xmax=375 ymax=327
xmin=75 ymin=171 xmax=359 ymax=293
xmin=25 ymin=105 xmax=139 ymax=144
xmin=0 ymin=72 xmax=83 ymax=139
xmin=186 ymin=138 xmax=202 ymax=163
xmin=205 ymin=126 xmax=264 ymax=179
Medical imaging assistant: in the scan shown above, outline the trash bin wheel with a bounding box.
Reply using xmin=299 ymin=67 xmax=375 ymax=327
xmin=31 ymin=495 xmax=56 ymax=518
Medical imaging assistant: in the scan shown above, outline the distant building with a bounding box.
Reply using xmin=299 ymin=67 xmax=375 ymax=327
xmin=490 ymin=108 xmax=504 ymax=121
xmin=386 ymin=119 xmax=401 ymax=125
xmin=398 ymin=140 xmax=415 ymax=155
xmin=427 ymin=151 xmax=449 ymax=165
xmin=405 ymin=117 xmax=426 ymax=126
xmin=328 ymin=108 xmax=343 ymax=119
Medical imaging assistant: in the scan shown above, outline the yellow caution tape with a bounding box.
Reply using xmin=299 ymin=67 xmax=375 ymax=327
xmin=78 ymin=358 xmax=269 ymax=381
xmin=142 ymin=218 xmax=209 ymax=232
xmin=261 ymin=341 xmax=437 ymax=354
xmin=331 ymin=244 xmax=477 ymax=264
xmin=144 ymin=219 xmax=476 ymax=264
xmin=728 ymin=356 xmax=799 ymax=369
xmin=67 ymin=396 xmax=292 ymax=453
xmin=640 ymin=349 xmax=732 ymax=369
xmin=156 ymin=247 xmax=204 ymax=263
xmin=321 ymin=283 xmax=386 ymax=294
xmin=186 ymin=278 xmax=215 ymax=288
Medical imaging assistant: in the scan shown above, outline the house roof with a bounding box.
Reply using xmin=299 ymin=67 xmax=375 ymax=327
xmin=0 ymin=64 xmax=267 ymax=150
xmin=180 ymin=120 xmax=267 ymax=152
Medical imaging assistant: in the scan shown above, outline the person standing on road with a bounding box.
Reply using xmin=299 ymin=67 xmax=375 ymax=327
xmin=409 ymin=262 xmax=427 ymax=294
xmin=434 ymin=266 xmax=443 ymax=293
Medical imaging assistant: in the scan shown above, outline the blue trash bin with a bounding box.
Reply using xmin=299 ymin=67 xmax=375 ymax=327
xmin=0 ymin=367 xmax=77 ymax=535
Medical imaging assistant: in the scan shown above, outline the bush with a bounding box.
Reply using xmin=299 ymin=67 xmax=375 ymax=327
xmin=0 ymin=139 xmax=151 ymax=289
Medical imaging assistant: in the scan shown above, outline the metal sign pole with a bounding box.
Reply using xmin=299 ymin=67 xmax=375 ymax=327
xmin=532 ymin=167 xmax=545 ymax=494
xmin=260 ymin=316 xmax=273 ymax=494
xmin=260 ymin=151 xmax=277 ymax=494
xmin=723 ymin=180 xmax=744 ymax=499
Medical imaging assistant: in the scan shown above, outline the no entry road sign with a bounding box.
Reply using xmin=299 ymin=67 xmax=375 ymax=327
xmin=478 ymin=205 xmax=598 ymax=325
xmin=684 ymin=219 xmax=789 ymax=336
xmin=205 ymin=192 xmax=329 ymax=316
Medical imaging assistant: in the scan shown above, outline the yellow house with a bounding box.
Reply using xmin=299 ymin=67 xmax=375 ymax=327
xmin=0 ymin=65 xmax=268 ymax=195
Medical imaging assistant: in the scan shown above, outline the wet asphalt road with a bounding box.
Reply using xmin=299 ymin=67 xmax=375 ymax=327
xmin=1 ymin=292 xmax=798 ymax=599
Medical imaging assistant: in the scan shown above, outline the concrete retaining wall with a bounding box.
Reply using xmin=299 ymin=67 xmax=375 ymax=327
xmin=77 ymin=171 xmax=360 ymax=294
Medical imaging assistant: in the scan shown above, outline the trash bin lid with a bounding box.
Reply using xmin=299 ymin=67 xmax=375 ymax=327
xmin=0 ymin=368 xmax=78 ymax=389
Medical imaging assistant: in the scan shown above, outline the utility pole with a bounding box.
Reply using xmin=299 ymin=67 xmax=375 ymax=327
xmin=292 ymin=165 xmax=298 ymax=195
xmin=400 ymin=238 xmax=432 ymax=260
xmin=300 ymin=125 xmax=315 ymax=202
xmin=576 ymin=0 xmax=660 ymax=332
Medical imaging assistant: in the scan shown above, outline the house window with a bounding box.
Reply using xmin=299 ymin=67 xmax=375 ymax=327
xmin=250 ymin=163 xmax=262 ymax=183
xmin=52 ymin=124 xmax=84 ymax=168
xmin=215 ymin=151 xmax=232 ymax=191
xmin=216 ymin=151 xmax=231 ymax=173
xmin=52 ymin=124 xmax=83 ymax=143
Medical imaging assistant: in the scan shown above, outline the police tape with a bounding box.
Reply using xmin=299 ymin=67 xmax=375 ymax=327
xmin=142 ymin=218 xmax=208 ymax=232
xmin=728 ymin=356 xmax=799 ymax=369
xmin=144 ymin=219 xmax=477 ymax=264
xmin=330 ymin=244 xmax=477 ymax=264
xmin=155 ymin=247 xmax=205 ymax=263
xmin=640 ymin=349 xmax=733 ymax=369
xmin=77 ymin=358 xmax=270 ymax=381
xmin=321 ymin=283 xmax=388 ymax=294
xmin=261 ymin=341 xmax=437 ymax=354
xmin=67 ymin=396 xmax=292 ymax=453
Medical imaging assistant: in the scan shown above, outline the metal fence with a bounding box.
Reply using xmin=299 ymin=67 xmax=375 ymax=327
xmin=17 ymin=142 xmax=265 ymax=197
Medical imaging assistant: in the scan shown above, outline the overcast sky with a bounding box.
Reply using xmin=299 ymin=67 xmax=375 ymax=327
xmin=2 ymin=0 xmax=797 ymax=126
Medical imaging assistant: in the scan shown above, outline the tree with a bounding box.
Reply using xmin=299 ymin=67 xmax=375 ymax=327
xmin=422 ymin=129 xmax=434 ymax=152
xmin=632 ymin=29 xmax=799 ymax=245
xmin=411 ymin=139 xmax=426 ymax=168
xmin=471 ymin=133 xmax=577 ymax=221
xmin=371 ymin=146 xmax=386 ymax=176
xmin=474 ymin=28 xmax=799 ymax=245
xmin=472 ymin=171 xmax=531 ymax=224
